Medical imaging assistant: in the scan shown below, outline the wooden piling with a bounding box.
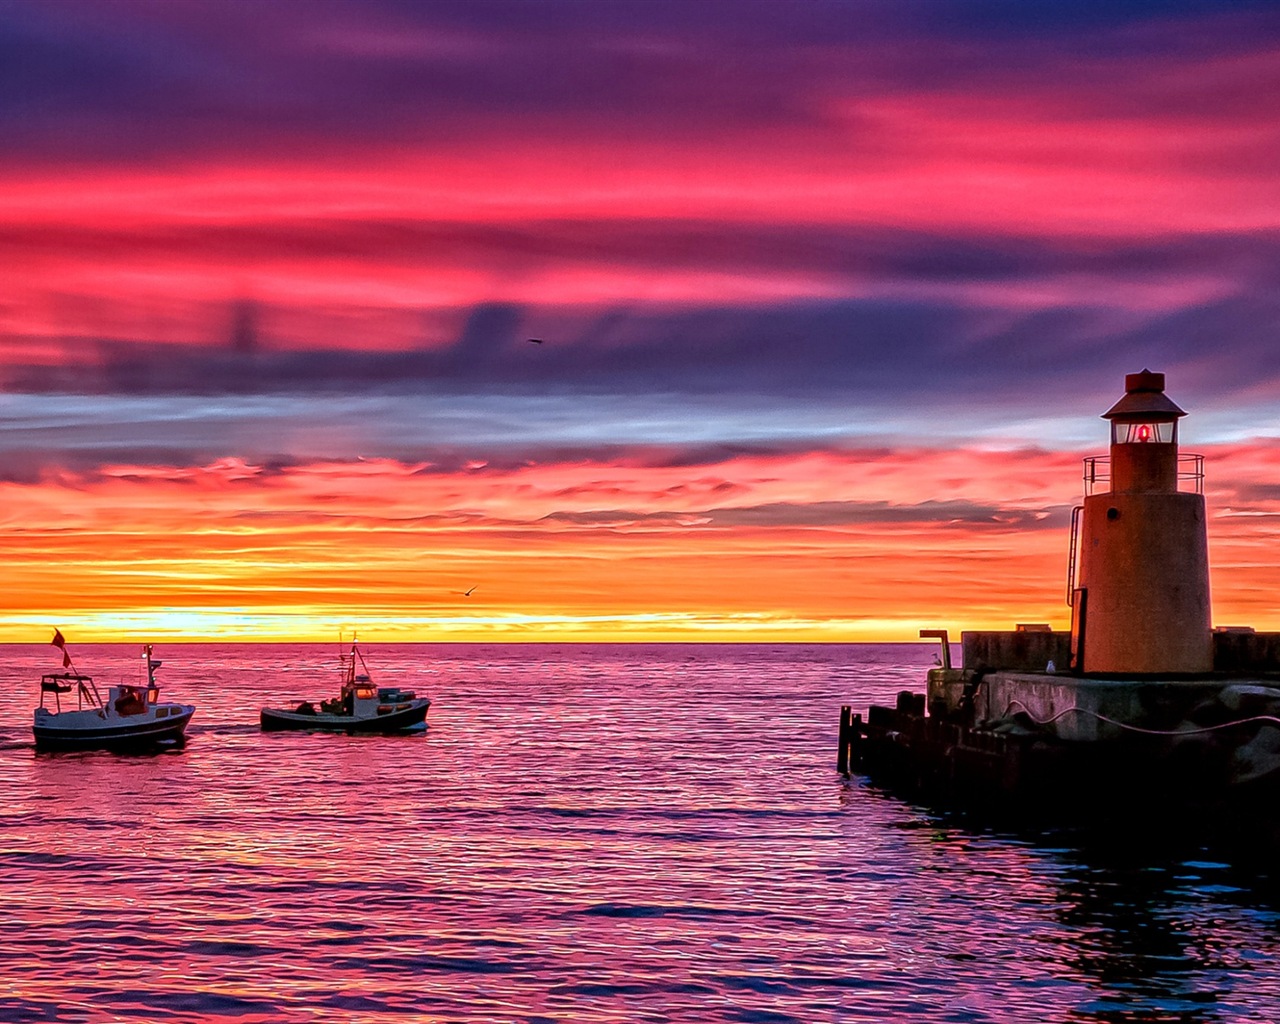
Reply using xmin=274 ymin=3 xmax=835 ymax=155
xmin=838 ymin=705 xmax=854 ymax=776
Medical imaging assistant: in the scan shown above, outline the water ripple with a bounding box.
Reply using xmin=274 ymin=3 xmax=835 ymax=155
xmin=3 ymin=643 xmax=1280 ymax=1023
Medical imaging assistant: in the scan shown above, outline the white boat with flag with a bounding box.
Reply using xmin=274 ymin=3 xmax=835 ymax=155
xmin=34 ymin=633 xmax=196 ymax=751
xmin=260 ymin=638 xmax=430 ymax=733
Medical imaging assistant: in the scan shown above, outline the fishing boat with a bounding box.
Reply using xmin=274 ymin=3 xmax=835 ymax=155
xmin=260 ymin=639 xmax=430 ymax=733
xmin=34 ymin=639 xmax=195 ymax=751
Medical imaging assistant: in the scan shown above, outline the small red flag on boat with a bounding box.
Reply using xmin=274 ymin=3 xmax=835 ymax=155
xmin=51 ymin=629 xmax=70 ymax=667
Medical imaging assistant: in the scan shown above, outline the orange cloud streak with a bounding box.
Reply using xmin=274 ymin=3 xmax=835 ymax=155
xmin=0 ymin=444 xmax=1275 ymax=642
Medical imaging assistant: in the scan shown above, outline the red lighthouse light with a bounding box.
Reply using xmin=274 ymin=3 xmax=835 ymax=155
xmin=1117 ymin=420 xmax=1173 ymax=444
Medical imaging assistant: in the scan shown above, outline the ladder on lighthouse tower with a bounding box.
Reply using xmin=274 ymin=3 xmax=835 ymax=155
xmin=1066 ymin=504 xmax=1083 ymax=606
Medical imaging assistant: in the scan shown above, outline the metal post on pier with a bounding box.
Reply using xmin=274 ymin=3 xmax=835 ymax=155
xmin=920 ymin=628 xmax=951 ymax=669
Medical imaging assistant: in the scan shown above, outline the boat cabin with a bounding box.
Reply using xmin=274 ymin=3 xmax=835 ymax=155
xmin=337 ymin=676 xmax=418 ymax=717
xmin=109 ymin=684 xmax=155 ymax=716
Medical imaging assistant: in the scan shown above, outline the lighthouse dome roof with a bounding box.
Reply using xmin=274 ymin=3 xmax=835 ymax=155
xmin=1102 ymin=368 xmax=1186 ymax=421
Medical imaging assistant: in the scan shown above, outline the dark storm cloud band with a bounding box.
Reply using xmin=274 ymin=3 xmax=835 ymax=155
xmin=2 ymin=0 xmax=1277 ymax=163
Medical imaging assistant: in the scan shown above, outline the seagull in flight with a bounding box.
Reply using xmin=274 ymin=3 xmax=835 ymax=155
xmin=527 ymin=338 xmax=544 ymax=345
xmin=464 ymin=585 xmax=477 ymax=597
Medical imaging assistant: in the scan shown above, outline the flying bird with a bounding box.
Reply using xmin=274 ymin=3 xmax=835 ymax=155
xmin=527 ymin=338 xmax=544 ymax=345
xmin=464 ymin=585 xmax=477 ymax=597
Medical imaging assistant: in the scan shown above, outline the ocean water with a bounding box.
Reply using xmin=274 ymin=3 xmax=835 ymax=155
xmin=2 ymin=642 xmax=1280 ymax=1023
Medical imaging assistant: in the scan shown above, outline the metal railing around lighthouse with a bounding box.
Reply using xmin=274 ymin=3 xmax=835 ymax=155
xmin=1081 ymin=452 xmax=1204 ymax=497
xmin=1067 ymin=453 xmax=1205 ymax=606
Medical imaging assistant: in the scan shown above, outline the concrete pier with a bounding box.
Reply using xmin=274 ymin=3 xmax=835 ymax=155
xmin=840 ymin=372 xmax=1280 ymax=820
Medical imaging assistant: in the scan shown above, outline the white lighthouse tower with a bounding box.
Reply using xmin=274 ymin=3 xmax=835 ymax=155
xmin=1073 ymin=370 xmax=1212 ymax=674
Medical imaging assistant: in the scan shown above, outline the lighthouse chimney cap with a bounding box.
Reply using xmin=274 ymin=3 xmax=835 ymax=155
xmin=1125 ymin=369 xmax=1165 ymax=393
xmin=1102 ymin=368 xmax=1187 ymax=420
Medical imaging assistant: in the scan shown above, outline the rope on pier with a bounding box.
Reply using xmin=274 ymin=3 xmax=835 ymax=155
xmin=1001 ymin=699 xmax=1280 ymax=737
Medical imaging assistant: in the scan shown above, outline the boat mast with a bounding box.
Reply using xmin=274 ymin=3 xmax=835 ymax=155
xmin=339 ymin=632 xmax=356 ymax=689
xmin=143 ymin=644 xmax=161 ymax=699
xmin=352 ymin=638 xmax=374 ymax=682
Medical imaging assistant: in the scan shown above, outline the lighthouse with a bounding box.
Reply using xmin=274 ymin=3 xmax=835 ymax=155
xmin=848 ymin=371 xmax=1280 ymax=811
xmin=1073 ymin=370 xmax=1212 ymax=674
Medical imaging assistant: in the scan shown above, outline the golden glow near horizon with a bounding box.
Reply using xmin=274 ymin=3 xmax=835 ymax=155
xmin=1 ymin=442 xmax=1276 ymax=643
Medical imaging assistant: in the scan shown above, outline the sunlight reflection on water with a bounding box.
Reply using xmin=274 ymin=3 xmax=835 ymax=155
xmin=2 ymin=643 xmax=1280 ymax=1022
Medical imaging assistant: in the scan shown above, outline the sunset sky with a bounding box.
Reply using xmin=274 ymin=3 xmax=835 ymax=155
xmin=1 ymin=0 xmax=1278 ymax=642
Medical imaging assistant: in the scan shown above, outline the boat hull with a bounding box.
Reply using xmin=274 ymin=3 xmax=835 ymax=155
xmin=260 ymin=698 xmax=430 ymax=733
xmin=33 ymin=707 xmax=194 ymax=751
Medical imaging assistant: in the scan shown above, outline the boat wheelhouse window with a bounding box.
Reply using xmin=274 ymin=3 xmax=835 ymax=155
xmin=355 ymin=686 xmax=376 ymax=700
xmin=114 ymin=686 xmax=146 ymax=715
